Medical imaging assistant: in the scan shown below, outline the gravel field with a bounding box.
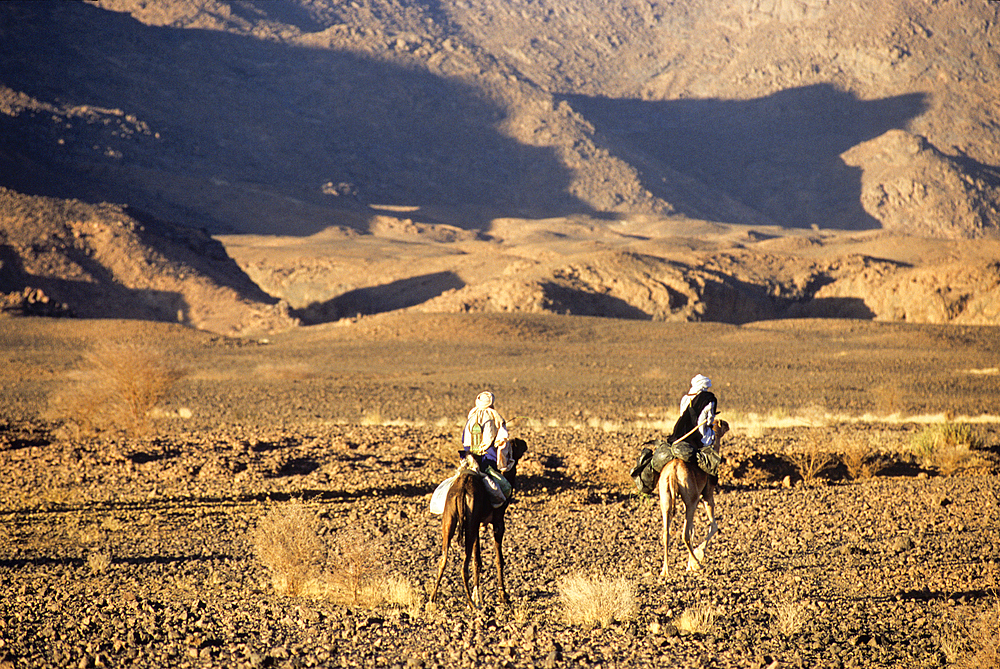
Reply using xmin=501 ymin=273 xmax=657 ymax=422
xmin=1 ymin=315 xmax=998 ymax=669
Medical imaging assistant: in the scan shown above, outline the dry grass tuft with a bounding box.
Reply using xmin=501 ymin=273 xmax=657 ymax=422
xmin=841 ymin=436 xmax=882 ymax=480
xmin=86 ymin=549 xmax=112 ymax=575
xmin=252 ymin=503 xmax=414 ymax=608
xmin=772 ymin=600 xmax=810 ymax=637
xmin=359 ymin=406 xmax=385 ymax=426
xmin=379 ymin=574 xmax=420 ymax=611
xmin=911 ymin=422 xmax=984 ymax=475
xmin=47 ymin=340 xmax=184 ymax=439
xmin=944 ymin=586 xmax=999 ymax=669
xmin=252 ymin=502 xmax=326 ymax=597
xmin=787 ymin=436 xmax=836 ymax=483
xmin=325 ymin=526 xmax=387 ymax=606
xmin=673 ymin=603 xmax=719 ymax=635
xmin=557 ymin=572 xmax=636 ymax=627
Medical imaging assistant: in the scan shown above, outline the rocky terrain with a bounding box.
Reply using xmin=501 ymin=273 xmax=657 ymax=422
xmin=2 ymin=0 xmax=1000 ymax=336
xmin=1 ymin=2 xmax=1000 ymax=668
xmin=4 ymin=0 xmax=1000 ymax=235
xmin=2 ymin=314 xmax=1000 ymax=669
xmin=6 ymin=186 xmax=1000 ymax=334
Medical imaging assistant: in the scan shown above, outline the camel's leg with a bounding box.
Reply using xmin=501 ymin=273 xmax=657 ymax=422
xmin=429 ymin=511 xmax=456 ymax=604
xmin=461 ymin=520 xmax=478 ymax=608
xmin=683 ymin=493 xmax=701 ymax=571
xmin=694 ymin=488 xmax=718 ymax=563
xmin=471 ymin=528 xmax=483 ymax=607
xmin=659 ymin=468 xmax=675 ymax=577
xmin=493 ymin=513 xmax=509 ymax=606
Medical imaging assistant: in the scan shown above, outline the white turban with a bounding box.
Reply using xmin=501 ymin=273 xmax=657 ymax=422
xmin=475 ymin=391 xmax=495 ymax=410
xmin=688 ymin=374 xmax=712 ymax=394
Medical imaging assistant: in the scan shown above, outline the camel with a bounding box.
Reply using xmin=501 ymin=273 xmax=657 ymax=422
xmin=658 ymin=419 xmax=728 ymax=575
xmin=429 ymin=437 xmax=528 ymax=608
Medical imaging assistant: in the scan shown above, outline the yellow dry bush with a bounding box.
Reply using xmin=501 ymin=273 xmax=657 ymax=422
xmin=379 ymin=574 xmax=419 ymax=610
xmin=557 ymin=572 xmax=636 ymax=627
xmin=911 ymin=423 xmax=984 ymax=475
xmin=787 ymin=436 xmax=836 ymax=483
xmin=772 ymin=600 xmax=810 ymax=637
xmin=841 ymin=437 xmax=880 ymax=480
xmin=86 ymin=549 xmax=112 ymax=575
xmin=252 ymin=502 xmax=326 ymax=597
xmin=48 ymin=340 xmax=184 ymax=439
xmin=325 ymin=526 xmax=387 ymax=607
xmin=251 ymin=502 xmax=417 ymax=610
xmin=673 ymin=603 xmax=719 ymax=635
xmin=945 ymin=569 xmax=1000 ymax=669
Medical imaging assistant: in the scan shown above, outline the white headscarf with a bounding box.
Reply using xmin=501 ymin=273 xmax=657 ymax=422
xmin=680 ymin=374 xmax=713 ymax=414
xmin=475 ymin=391 xmax=494 ymax=410
xmin=680 ymin=374 xmax=716 ymax=445
xmin=689 ymin=374 xmax=712 ymax=394
xmin=465 ymin=390 xmax=510 ymax=463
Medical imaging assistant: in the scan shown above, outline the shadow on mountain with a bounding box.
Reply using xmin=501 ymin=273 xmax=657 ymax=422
xmin=0 ymin=2 xmax=590 ymax=236
xmin=292 ymin=271 xmax=464 ymax=324
xmin=0 ymin=243 xmax=193 ymax=323
xmin=125 ymin=206 xmax=282 ymax=305
xmin=541 ymin=283 xmax=653 ymax=320
xmin=565 ymin=85 xmax=929 ymax=230
xmin=788 ymin=297 xmax=877 ymax=320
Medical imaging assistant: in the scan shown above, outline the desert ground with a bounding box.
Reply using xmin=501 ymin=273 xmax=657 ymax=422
xmin=1 ymin=313 xmax=998 ymax=669
xmin=3 ymin=1 xmax=1000 ymax=668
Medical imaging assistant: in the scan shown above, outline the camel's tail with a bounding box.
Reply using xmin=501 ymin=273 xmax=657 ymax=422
xmin=666 ymin=466 xmax=681 ymax=514
xmin=454 ymin=486 xmax=470 ymax=546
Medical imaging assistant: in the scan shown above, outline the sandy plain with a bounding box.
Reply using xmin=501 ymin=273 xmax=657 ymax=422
xmin=1 ymin=311 xmax=999 ymax=669
xmin=3 ymin=2 xmax=1000 ymax=666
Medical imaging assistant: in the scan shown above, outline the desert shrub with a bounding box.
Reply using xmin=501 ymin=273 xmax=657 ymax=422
xmin=673 ymin=603 xmax=719 ymax=635
xmin=841 ymin=436 xmax=883 ymax=480
xmin=359 ymin=406 xmax=385 ymax=426
xmin=86 ymin=549 xmax=112 ymax=575
xmin=48 ymin=340 xmax=184 ymax=439
xmin=557 ymin=572 xmax=636 ymax=627
xmin=252 ymin=502 xmax=326 ymax=597
xmin=911 ymin=422 xmax=984 ymax=475
xmin=325 ymin=526 xmax=387 ymax=606
xmin=379 ymin=574 xmax=419 ymax=611
xmin=787 ymin=436 xmax=836 ymax=483
xmin=943 ymin=590 xmax=999 ymax=669
xmin=252 ymin=504 xmax=411 ymax=608
xmin=772 ymin=600 xmax=809 ymax=637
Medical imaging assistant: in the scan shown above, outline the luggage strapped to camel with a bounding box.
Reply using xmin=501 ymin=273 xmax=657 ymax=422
xmin=630 ymin=415 xmax=722 ymax=496
xmin=430 ymin=460 xmax=511 ymax=514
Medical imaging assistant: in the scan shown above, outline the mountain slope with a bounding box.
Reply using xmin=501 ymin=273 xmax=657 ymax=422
xmin=1 ymin=0 xmax=999 ymax=330
xmin=2 ymin=0 xmax=998 ymax=236
xmin=0 ymin=188 xmax=296 ymax=335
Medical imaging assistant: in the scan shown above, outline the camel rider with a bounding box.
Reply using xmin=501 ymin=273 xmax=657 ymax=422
xmin=631 ymin=374 xmax=720 ymax=495
xmin=671 ymin=373 xmax=717 ymax=449
xmin=462 ymin=390 xmax=512 ymax=473
xmin=671 ymin=373 xmax=720 ymax=486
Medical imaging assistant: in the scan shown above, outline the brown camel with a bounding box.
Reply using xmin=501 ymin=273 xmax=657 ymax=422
xmin=658 ymin=419 xmax=728 ymax=575
xmin=429 ymin=437 xmax=528 ymax=608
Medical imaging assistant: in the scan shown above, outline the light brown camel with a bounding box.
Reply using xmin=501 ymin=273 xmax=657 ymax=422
xmin=429 ymin=438 xmax=528 ymax=608
xmin=658 ymin=419 xmax=728 ymax=575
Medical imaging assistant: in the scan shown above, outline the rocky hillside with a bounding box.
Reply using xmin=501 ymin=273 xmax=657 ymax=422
xmin=1 ymin=0 xmax=999 ymax=332
xmin=2 ymin=0 xmax=998 ymax=236
xmin=0 ymin=188 xmax=295 ymax=336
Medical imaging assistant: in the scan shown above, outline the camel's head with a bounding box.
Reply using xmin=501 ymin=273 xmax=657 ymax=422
xmin=714 ymin=419 xmax=729 ymax=444
xmin=509 ymin=437 xmax=528 ymax=463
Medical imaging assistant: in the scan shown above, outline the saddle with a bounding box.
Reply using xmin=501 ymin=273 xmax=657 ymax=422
xmin=630 ymin=438 xmax=721 ymax=495
xmin=430 ymin=459 xmax=511 ymax=514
